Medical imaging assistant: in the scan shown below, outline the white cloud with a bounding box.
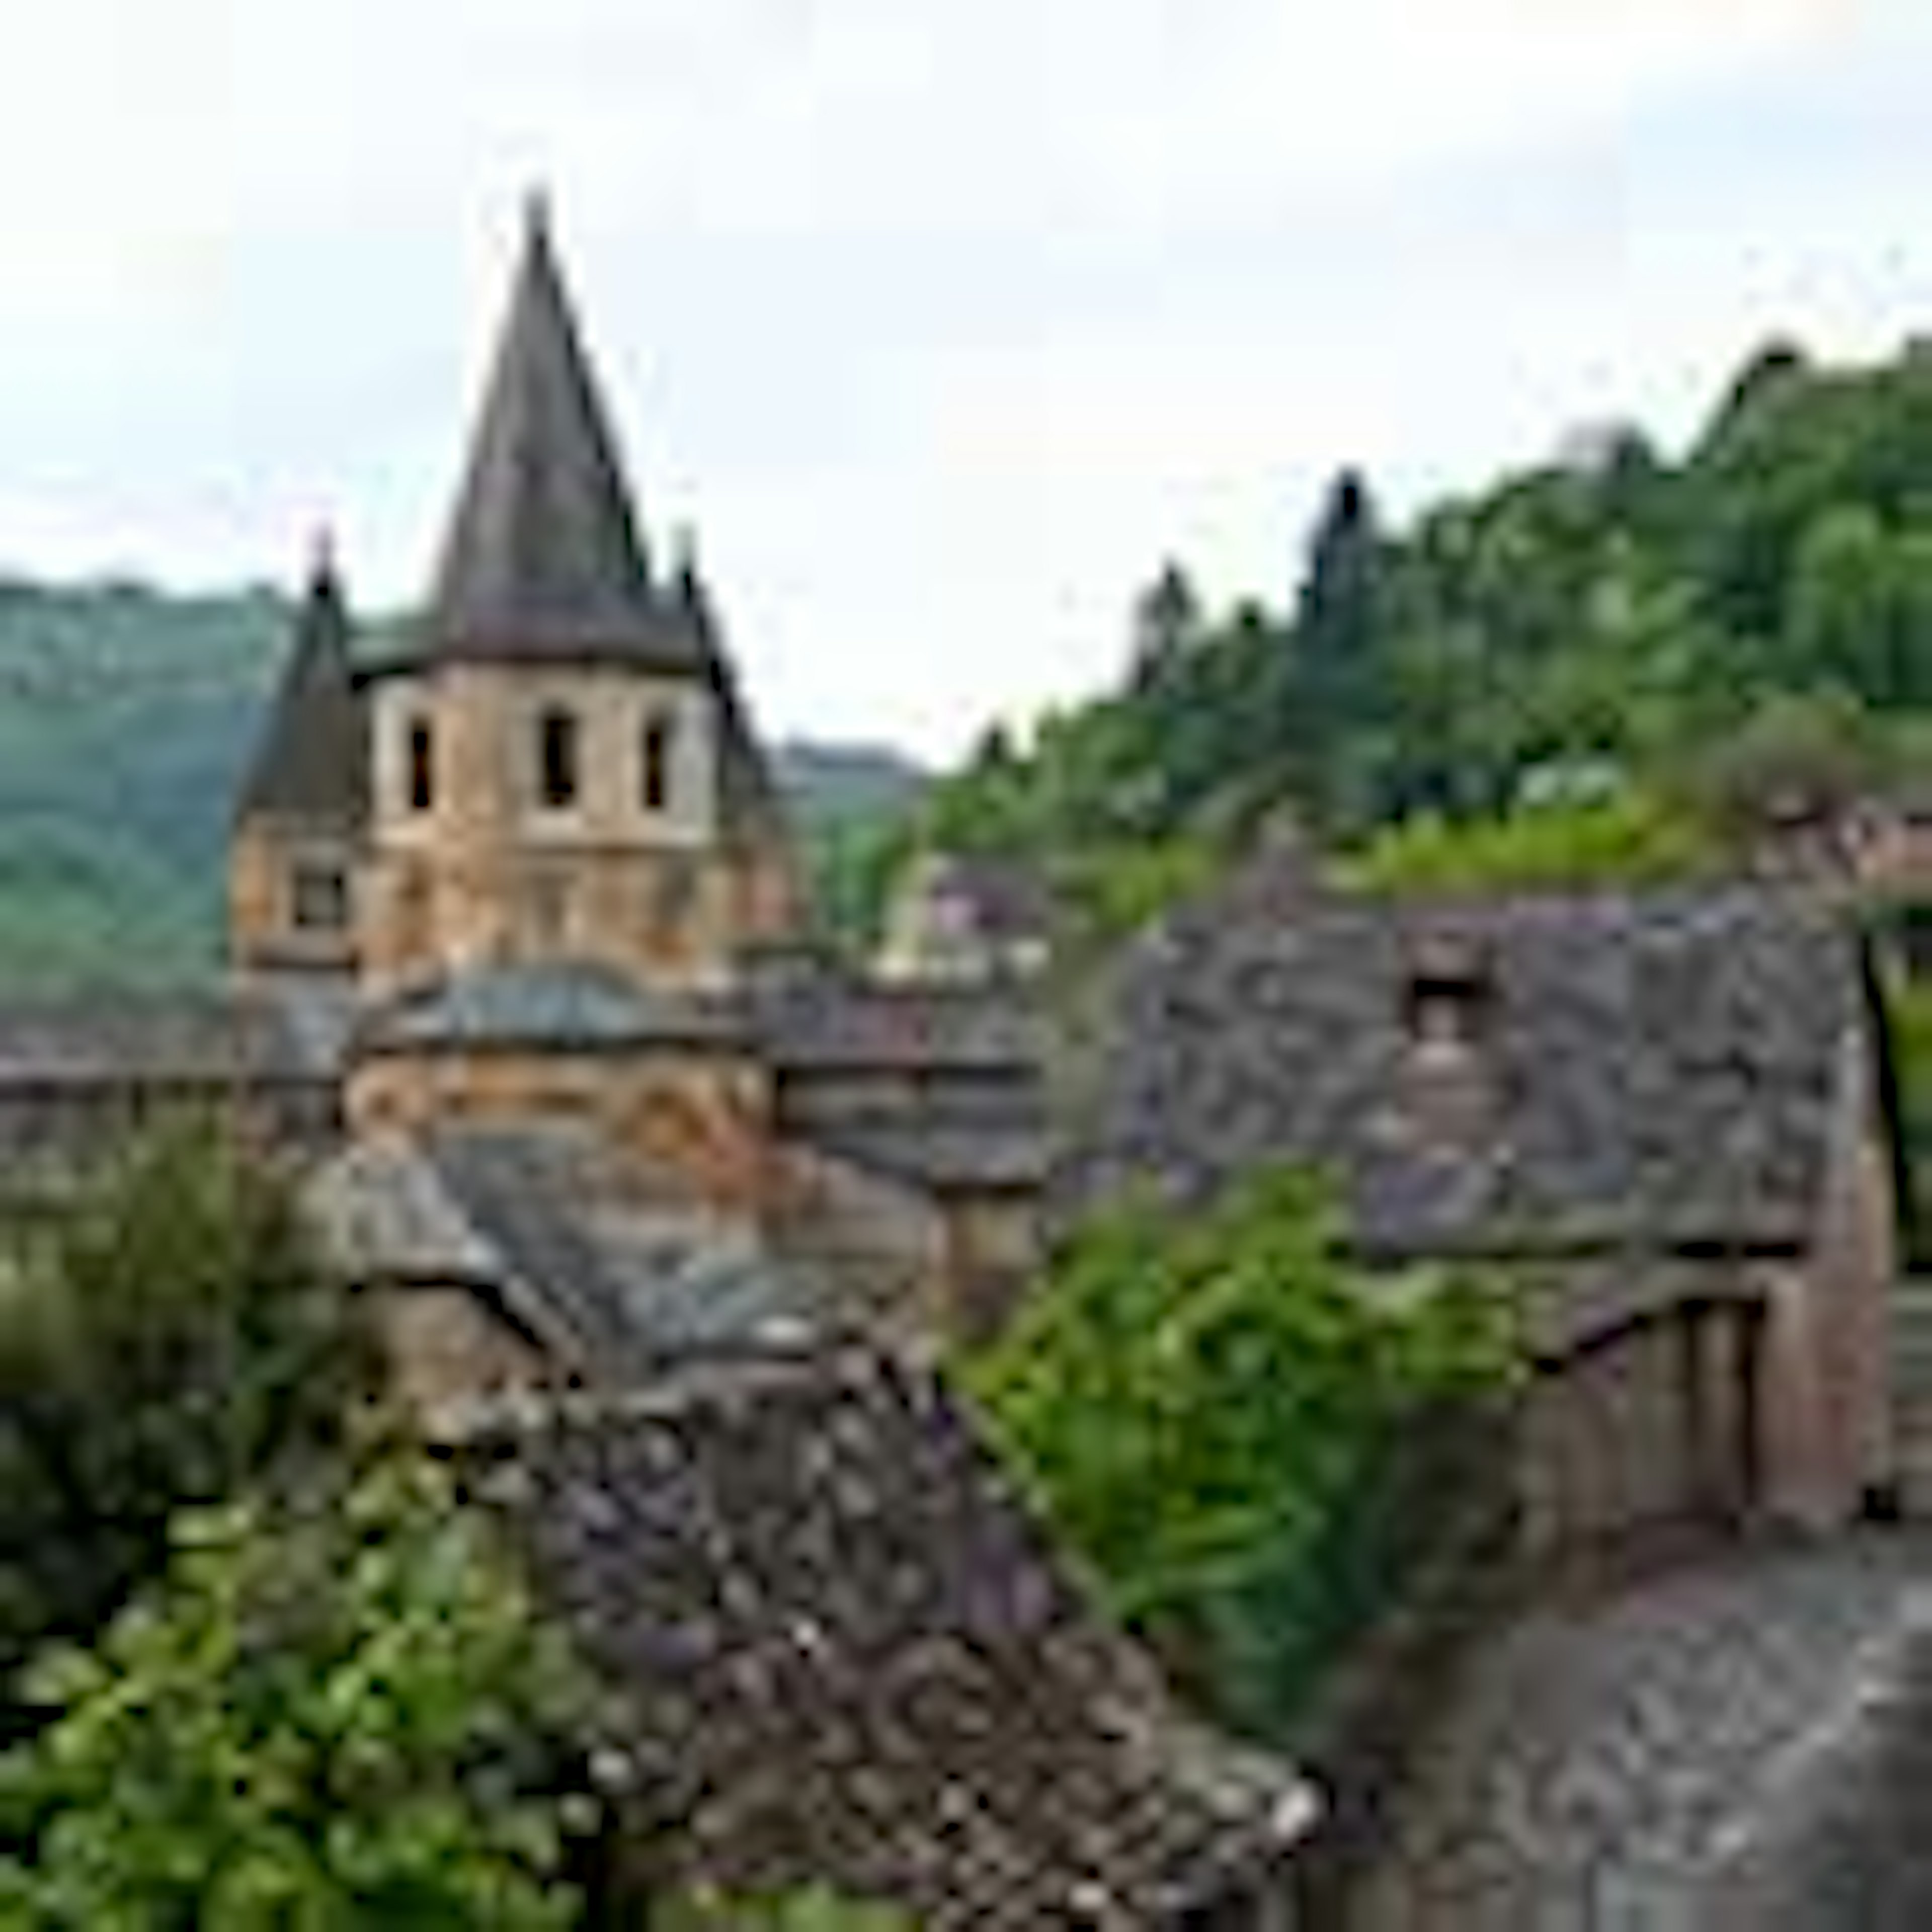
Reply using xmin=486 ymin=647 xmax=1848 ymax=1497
xmin=0 ymin=0 xmax=1916 ymax=756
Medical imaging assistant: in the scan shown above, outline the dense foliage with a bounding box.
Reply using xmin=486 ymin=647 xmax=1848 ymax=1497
xmin=0 ymin=1127 xmax=373 ymax=1710
xmin=862 ymin=337 xmax=1932 ymax=942
xmin=965 ymin=1171 xmax=1513 ymax=1735
xmin=0 ymin=1132 xmax=908 ymax=1927
xmin=0 ymin=1462 xmax=592 ymax=1930
xmin=1343 ymin=789 xmax=1719 ymax=893
xmin=0 ymin=573 xmax=921 ymax=987
xmin=1885 ymin=972 xmax=1932 ymax=1267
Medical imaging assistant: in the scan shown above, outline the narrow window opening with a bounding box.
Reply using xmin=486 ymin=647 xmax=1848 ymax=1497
xmin=641 ymin=710 xmax=676 ymax=813
xmin=407 ymin=718 xmax=435 ymax=813
xmin=538 ymin=706 xmax=580 ymax=809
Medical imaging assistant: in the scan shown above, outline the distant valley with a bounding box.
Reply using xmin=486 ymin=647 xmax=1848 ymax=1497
xmin=0 ymin=576 xmax=924 ymax=987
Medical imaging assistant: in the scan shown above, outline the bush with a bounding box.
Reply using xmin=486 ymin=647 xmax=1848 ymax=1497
xmin=0 ymin=1124 xmax=374 ymax=1703
xmin=964 ymin=1170 xmax=1513 ymax=1734
xmin=0 ymin=1459 xmax=591 ymax=1929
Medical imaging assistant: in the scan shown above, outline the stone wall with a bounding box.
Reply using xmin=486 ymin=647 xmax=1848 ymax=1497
xmin=228 ymin=819 xmax=360 ymax=977
xmin=348 ymin=1043 xmax=780 ymax=1219
xmin=361 ymin=662 xmax=790 ymax=991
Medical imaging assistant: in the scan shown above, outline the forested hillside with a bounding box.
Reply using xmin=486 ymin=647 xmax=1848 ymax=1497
xmin=0 ymin=581 xmax=922 ymax=987
xmin=874 ymin=337 xmax=1932 ymax=932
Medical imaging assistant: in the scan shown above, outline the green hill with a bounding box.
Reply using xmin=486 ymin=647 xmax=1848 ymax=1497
xmin=0 ymin=580 xmax=923 ymax=988
xmin=892 ymin=336 xmax=1932 ymax=930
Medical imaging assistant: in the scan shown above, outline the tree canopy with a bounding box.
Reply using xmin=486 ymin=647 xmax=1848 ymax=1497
xmin=859 ymin=335 xmax=1932 ymax=947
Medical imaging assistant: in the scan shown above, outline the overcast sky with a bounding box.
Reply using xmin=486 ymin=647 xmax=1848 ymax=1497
xmin=0 ymin=0 xmax=1926 ymax=758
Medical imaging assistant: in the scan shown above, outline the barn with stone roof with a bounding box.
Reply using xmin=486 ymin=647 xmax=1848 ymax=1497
xmin=1067 ymin=848 xmax=1909 ymax=1552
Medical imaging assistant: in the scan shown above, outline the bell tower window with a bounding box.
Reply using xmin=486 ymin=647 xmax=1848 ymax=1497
xmin=407 ymin=717 xmax=435 ymax=813
xmin=538 ymin=706 xmax=580 ymax=809
xmin=641 ymin=709 xmax=676 ymax=814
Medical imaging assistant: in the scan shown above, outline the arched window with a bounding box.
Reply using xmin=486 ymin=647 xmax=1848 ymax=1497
xmin=538 ymin=705 xmax=580 ymax=809
xmin=407 ymin=716 xmax=435 ymax=812
xmin=641 ymin=709 xmax=676 ymax=813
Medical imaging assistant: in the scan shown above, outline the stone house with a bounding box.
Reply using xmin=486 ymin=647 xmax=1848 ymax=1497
xmin=1066 ymin=851 xmax=1909 ymax=1554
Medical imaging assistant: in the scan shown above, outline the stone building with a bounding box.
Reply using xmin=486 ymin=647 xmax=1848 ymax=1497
xmin=216 ymin=198 xmax=1050 ymax=1366
xmin=1067 ymin=851 xmax=1909 ymax=1554
xmin=876 ymin=849 xmax=1056 ymax=985
xmin=189 ymin=200 xmax=1314 ymax=1922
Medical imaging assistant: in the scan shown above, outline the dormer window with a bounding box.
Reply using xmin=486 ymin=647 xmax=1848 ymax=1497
xmin=407 ymin=717 xmax=435 ymax=813
xmin=641 ymin=709 xmax=676 ymax=813
xmin=538 ymin=705 xmax=580 ymax=809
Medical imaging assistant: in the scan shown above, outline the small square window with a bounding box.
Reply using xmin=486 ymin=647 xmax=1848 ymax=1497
xmin=290 ymin=862 xmax=350 ymax=932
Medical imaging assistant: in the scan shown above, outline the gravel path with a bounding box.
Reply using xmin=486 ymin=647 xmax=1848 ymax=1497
xmin=1343 ymin=1531 xmax=1932 ymax=1930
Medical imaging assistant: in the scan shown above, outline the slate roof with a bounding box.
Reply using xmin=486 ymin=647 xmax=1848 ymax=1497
xmin=420 ymin=197 xmax=704 ymax=673
xmin=0 ymin=985 xmax=344 ymax=1087
xmin=675 ymin=549 xmax=789 ymax=852
xmin=312 ymin=1122 xmax=819 ymax=1371
xmin=427 ymin=1124 xmax=817 ymax=1366
xmin=795 ymin=1119 xmax=1053 ymax=1194
xmin=1068 ymin=868 xmax=1876 ymax=1257
xmin=449 ymin=1344 xmax=1314 ymax=1927
xmin=1704 ymin=1600 xmax=1932 ymax=1929
xmin=750 ymin=965 xmax=1046 ymax=1076
xmin=357 ymin=961 xmax=748 ymax=1055
xmin=233 ymin=549 xmax=368 ymax=825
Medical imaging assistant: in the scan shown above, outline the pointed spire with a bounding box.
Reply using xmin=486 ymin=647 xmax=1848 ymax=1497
xmin=234 ymin=541 xmax=368 ymax=825
xmin=425 ymin=197 xmax=699 ymax=669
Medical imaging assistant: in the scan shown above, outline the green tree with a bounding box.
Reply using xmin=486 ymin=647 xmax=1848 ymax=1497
xmin=0 ymin=1126 xmax=373 ymax=1702
xmin=0 ymin=1461 xmax=590 ymax=1930
xmin=966 ymin=1171 xmax=1511 ymax=1731
xmin=1293 ymin=468 xmax=1385 ymax=746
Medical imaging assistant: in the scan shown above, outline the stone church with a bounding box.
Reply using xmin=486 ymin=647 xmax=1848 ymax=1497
xmin=210 ymin=198 xmax=1052 ymax=1405
xmin=214 ymin=200 xmax=1314 ymax=1922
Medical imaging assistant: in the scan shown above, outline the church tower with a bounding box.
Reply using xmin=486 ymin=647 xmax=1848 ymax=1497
xmin=228 ymin=538 xmax=367 ymax=982
xmin=358 ymin=196 xmax=799 ymax=995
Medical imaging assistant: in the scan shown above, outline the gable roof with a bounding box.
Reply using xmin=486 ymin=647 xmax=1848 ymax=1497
xmin=1068 ymin=870 xmax=1877 ymax=1257
xmin=233 ymin=549 xmax=368 ymax=825
xmin=448 ymin=1345 xmax=1313 ymax=1926
xmin=423 ymin=197 xmax=704 ymax=673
